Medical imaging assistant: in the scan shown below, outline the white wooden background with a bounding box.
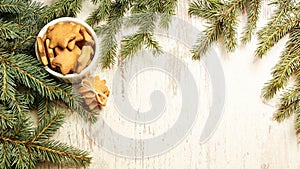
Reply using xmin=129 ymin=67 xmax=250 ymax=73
xmin=36 ymin=0 xmax=300 ymax=169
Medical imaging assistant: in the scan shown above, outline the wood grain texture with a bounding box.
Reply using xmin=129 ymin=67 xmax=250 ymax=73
xmin=36 ymin=0 xmax=300 ymax=168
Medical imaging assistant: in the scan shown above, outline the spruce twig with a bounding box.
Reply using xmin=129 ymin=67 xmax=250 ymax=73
xmin=188 ymin=0 xmax=262 ymax=59
xmin=257 ymin=0 xmax=300 ymax=139
xmin=88 ymin=0 xmax=178 ymax=68
xmin=0 ymin=0 xmax=93 ymax=168
xmin=0 ymin=112 xmax=91 ymax=168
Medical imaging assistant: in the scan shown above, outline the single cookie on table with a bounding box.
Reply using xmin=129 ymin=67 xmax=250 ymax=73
xmin=77 ymin=76 xmax=110 ymax=110
xmin=90 ymin=76 xmax=110 ymax=107
xmin=93 ymin=77 xmax=110 ymax=106
xmin=36 ymin=37 xmax=48 ymax=66
xmin=52 ymin=45 xmax=81 ymax=75
xmin=47 ymin=22 xmax=83 ymax=49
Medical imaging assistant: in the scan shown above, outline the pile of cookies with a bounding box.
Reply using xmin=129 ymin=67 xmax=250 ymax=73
xmin=78 ymin=76 xmax=110 ymax=110
xmin=36 ymin=21 xmax=95 ymax=75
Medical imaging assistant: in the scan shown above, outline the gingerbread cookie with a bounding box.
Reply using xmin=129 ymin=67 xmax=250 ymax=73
xmin=68 ymin=23 xmax=84 ymax=50
xmin=52 ymin=45 xmax=81 ymax=75
xmin=47 ymin=22 xmax=83 ymax=49
xmin=76 ymin=45 xmax=94 ymax=73
xmin=80 ymin=26 xmax=95 ymax=45
xmin=45 ymin=39 xmax=56 ymax=68
xmin=36 ymin=37 xmax=48 ymax=66
xmin=78 ymin=76 xmax=110 ymax=110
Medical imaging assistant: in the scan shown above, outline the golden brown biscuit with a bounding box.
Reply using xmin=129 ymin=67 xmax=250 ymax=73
xmin=88 ymin=101 xmax=99 ymax=110
xmin=52 ymin=45 xmax=81 ymax=75
xmin=68 ymin=24 xmax=84 ymax=50
xmin=78 ymin=76 xmax=110 ymax=109
xmin=76 ymin=45 xmax=94 ymax=73
xmin=47 ymin=22 xmax=83 ymax=49
xmin=36 ymin=37 xmax=48 ymax=66
xmin=45 ymin=39 xmax=56 ymax=69
xmin=80 ymin=26 xmax=95 ymax=45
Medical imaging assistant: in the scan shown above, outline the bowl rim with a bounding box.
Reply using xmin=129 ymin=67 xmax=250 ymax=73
xmin=35 ymin=17 xmax=99 ymax=80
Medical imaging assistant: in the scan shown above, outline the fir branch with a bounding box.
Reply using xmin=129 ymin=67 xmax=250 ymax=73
xmin=0 ymin=112 xmax=91 ymax=168
xmin=9 ymin=115 xmax=33 ymax=141
xmin=97 ymin=20 xmax=122 ymax=68
xmin=191 ymin=20 xmax=222 ymax=60
xmin=2 ymin=53 xmax=59 ymax=100
xmin=0 ymin=141 xmax=11 ymax=168
xmin=188 ymin=0 xmax=223 ymax=20
xmin=256 ymin=1 xmax=300 ymax=139
xmin=121 ymin=33 xmax=162 ymax=58
xmin=121 ymin=13 xmax=162 ymax=58
xmin=1 ymin=52 xmax=98 ymax=122
xmin=31 ymin=113 xmax=65 ymax=143
xmin=16 ymin=1 xmax=43 ymax=27
xmin=255 ymin=17 xmax=300 ymax=58
xmin=53 ymin=84 xmax=99 ymax=123
xmin=0 ymin=19 xmax=22 ymax=40
xmin=40 ymin=0 xmax=82 ymax=24
xmin=90 ymin=0 xmax=178 ymax=68
xmin=37 ymin=97 xmax=54 ymax=121
xmin=241 ymin=0 xmax=261 ymax=44
xmin=189 ymin=0 xmax=261 ymax=58
xmin=296 ymin=110 xmax=300 ymax=134
xmin=32 ymin=140 xmax=91 ymax=166
xmin=86 ymin=0 xmax=111 ymax=26
xmin=0 ymin=0 xmax=92 ymax=168
xmin=12 ymin=142 xmax=28 ymax=169
xmin=158 ymin=0 xmax=177 ymax=29
xmin=257 ymin=0 xmax=293 ymax=38
xmin=274 ymin=86 xmax=300 ymax=122
xmin=222 ymin=15 xmax=238 ymax=52
xmin=96 ymin=0 xmax=130 ymax=68
xmin=7 ymin=94 xmax=30 ymax=115
xmin=0 ymin=105 xmax=16 ymax=130
xmin=90 ymin=0 xmax=101 ymax=4
xmin=0 ymin=62 xmax=16 ymax=101
xmin=0 ymin=0 xmax=25 ymax=14
xmin=261 ymin=29 xmax=300 ymax=100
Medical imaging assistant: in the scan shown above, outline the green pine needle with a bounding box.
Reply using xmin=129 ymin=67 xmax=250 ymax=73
xmin=0 ymin=0 xmax=25 ymax=14
xmin=189 ymin=0 xmax=261 ymax=59
xmin=191 ymin=20 xmax=222 ymax=60
xmin=0 ymin=113 xmax=91 ymax=168
xmin=0 ymin=0 xmax=93 ymax=168
xmin=86 ymin=0 xmax=111 ymax=26
xmin=257 ymin=0 xmax=300 ymax=139
xmin=0 ymin=105 xmax=16 ymax=130
xmin=274 ymin=86 xmax=300 ymax=122
xmin=241 ymin=0 xmax=261 ymax=44
xmin=255 ymin=17 xmax=300 ymax=58
xmin=261 ymin=29 xmax=300 ymax=100
xmin=40 ymin=0 xmax=82 ymax=24
xmin=89 ymin=0 xmax=178 ymax=68
xmin=31 ymin=113 xmax=65 ymax=143
xmin=188 ymin=0 xmax=222 ymax=20
xmin=295 ymin=110 xmax=300 ymax=134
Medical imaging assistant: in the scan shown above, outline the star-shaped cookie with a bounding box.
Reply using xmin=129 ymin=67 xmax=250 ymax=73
xmin=52 ymin=45 xmax=81 ymax=75
xmin=47 ymin=22 xmax=83 ymax=49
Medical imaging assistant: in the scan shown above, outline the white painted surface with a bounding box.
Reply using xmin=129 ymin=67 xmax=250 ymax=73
xmin=36 ymin=0 xmax=300 ymax=168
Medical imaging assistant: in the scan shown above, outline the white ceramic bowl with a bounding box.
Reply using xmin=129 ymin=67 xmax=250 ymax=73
xmin=35 ymin=17 xmax=99 ymax=83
